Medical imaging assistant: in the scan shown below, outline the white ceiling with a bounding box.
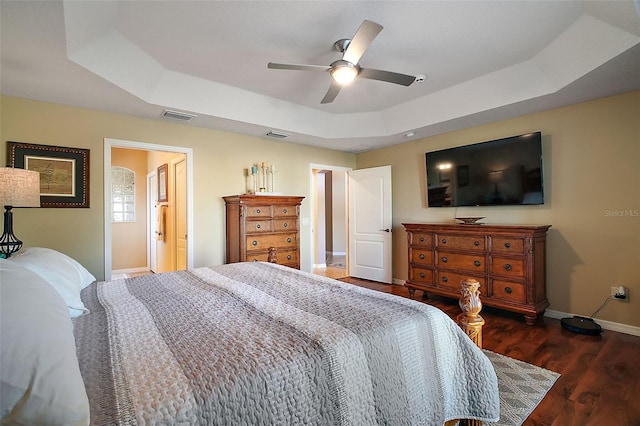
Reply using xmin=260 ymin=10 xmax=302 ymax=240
xmin=2 ymin=1 xmax=640 ymax=153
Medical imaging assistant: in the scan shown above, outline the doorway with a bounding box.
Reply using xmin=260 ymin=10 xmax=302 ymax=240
xmin=310 ymin=164 xmax=350 ymax=279
xmin=104 ymin=138 xmax=193 ymax=281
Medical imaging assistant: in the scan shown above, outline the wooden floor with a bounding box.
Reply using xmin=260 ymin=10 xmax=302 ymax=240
xmin=339 ymin=277 xmax=640 ymax=426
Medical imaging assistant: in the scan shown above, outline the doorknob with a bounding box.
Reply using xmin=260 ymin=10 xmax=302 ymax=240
xmin=382 ymin=228 xmax=391 ymax=232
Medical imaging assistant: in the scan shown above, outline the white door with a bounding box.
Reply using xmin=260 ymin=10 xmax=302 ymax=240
xmin=175 ymin=159 xmax=188 ymax=270
xmin=348 ymin=166 xmax=392 ymax=283
xmin=148 ymin=172 xmax=158 ymax=273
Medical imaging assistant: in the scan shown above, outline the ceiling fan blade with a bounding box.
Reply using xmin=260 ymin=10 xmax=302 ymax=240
xmin=321 ymin=81 xmax=342 ymax=104
xmin=358 ymin=68 xmax=416 ymax=86
xmin=268 ymin=62 xmax=330 ymax=73
xmin=342 ymin=20 xmax=383 ymax=65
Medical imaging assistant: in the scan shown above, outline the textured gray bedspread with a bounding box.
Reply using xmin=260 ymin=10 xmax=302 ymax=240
xmin=74 ymin=262 xmax=499 ymax=425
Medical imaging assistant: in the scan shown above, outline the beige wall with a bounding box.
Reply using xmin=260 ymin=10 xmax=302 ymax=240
xmin=3 ymin=92 xmax=638 ymax=328
xmin=1 ymin=96 xmax=356 ymax=280
xmin=357 ymin=90 xmax=640 ymax=328
xmin=111 ymin=148 xmax=148 ymax=270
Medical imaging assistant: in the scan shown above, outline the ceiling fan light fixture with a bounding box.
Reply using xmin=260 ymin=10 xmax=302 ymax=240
xmin=330 ymin=60 xmax=358 ymax=85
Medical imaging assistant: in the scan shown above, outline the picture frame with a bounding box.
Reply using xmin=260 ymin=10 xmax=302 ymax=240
xmin=157 ymin=163 xmax=168 ymax=202
xmin=7 ymin=141 xmax=90 ymax=208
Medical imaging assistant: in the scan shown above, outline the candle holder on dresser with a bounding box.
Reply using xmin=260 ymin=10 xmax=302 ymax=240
xmin=269 ymin=165 xmax=276 ymax=193
xmin=250 ymin=165 xmax=259 ymax=194
xmin=260 ymin=163 xmax=268 ymax=192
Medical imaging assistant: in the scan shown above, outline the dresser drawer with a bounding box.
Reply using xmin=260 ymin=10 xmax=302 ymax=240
xmin=492 ymin=237 xmax=525 ymax=254
xmin=492 ymin=280 xmax=526 ymax=303
xmin=245 ymin=206 xmax=271 ymax=218
xmin=436 ymin=252 xmax=486 ymax=272
xmin=409 ymin=233 xmax=433 ymax=247
xmin=273 ymin=205 xmax=297 ymax=217
xmin=275 ymin=249 xmax=298 ymax=265
xmin=245 ymin=220 xmax=272 ymax=233
xmin=246 ymin=233 xmax=297 ymax=251
xmin=246 ymin=253 xmax=269 ymax=262
xmin=273 ymin=218 xmax=296 ymax=232
xmin=436 ymin=234 xmax=485 ymax=251
xmin=409 ymin=267 xmax=434 ymax=284
xmin=436 ymin=271 xmax=486 ymax=291
xmin=491 ymin=257 xmax=525 ymax=278
xmin=246 ymin=249 xmax=298 ymax=265
xmin=410 ymin=248 xmax=433 ymax=265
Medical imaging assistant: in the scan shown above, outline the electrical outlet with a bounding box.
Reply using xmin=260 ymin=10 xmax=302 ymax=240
xmin=612 ymin=285 xmax=629 ymax=301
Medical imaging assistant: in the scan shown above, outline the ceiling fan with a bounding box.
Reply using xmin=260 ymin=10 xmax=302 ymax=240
xmin=267 ymin=20 xmax=417 ymax=104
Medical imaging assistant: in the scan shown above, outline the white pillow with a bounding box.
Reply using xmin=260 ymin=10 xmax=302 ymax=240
xmin=0 ymin=260 xmax=90 ymax=425
xmin=8 ymin=247 xmax=96 ymax=318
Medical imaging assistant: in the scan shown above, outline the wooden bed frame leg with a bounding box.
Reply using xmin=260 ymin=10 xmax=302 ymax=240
xmin=448 ymin=279 xmax=485 ymax=426
xmin=267 ymin=247 xmax=277 ymax=264
xmin=457 ymin=278 xmax=485 ymax=349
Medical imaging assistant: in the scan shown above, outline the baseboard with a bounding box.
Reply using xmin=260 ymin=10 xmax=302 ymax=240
xmin=112 ymin=267 xmax=150 ymax=275
xmin=389 ymin=281 xmax=639 ymax=336
xmin=545 ymin=309 xmax=640 ymax=337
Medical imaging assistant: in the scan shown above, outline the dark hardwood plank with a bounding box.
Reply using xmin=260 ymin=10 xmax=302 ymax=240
xmin=338 ymin=277 xmax=640 ymax=426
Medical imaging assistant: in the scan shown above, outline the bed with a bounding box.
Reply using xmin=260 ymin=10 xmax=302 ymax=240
xmin=1 ymin=248 xmax=499 ymax=426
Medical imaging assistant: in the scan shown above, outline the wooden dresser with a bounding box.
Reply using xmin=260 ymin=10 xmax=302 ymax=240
xmin=224 ymin=195 xmax=304 ymax=269
xmin=403 ymin=223 xmax=551 ymax=324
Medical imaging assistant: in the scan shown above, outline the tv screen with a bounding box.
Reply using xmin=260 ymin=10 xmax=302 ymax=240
xmin=425 ymin=132 xmax=543 ymax=207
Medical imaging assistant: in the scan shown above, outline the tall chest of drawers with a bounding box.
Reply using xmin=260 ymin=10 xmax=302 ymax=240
xmin=403 ymin=223 xmax=551 ymax=324
xmin=224 ymin=195 xmax=304 ymax=269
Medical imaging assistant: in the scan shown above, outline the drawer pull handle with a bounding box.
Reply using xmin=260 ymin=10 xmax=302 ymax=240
xmin=419 ymin=272 xmax=426 ymax=278
xmin=474 ymin=260 xmax=481 ymax=267
xmin=287 ymin=237 xmax=292 ymax=243
xmin=504 ymin=264 xmax=513 ymax=271
xmin=505 ymin=286 xmax=513 ymax=294
xmin=441 ymin=238 xmax=447 ymax=244
xmin=256 ymin=209 xmax=261 ymax=214
xmin=442 ymin=276 xmax=448 ymax=283
xmin=419 ymin=237 xmax=425 ymax=242
xmin=287 ymin=255 xmax=292 ymax=260
xmin=256 ymin=224 xmax=261 ymax=229
xmin=441 ymin=256 xmax=448 ymax=263
xmin=283 ymin=223 xmax=288 ymax=228
xmin=474 ymin=241 xmax=480 ymax=246
xmin=252 ymin=259 xmax=258 ymax=262
xmin=419 ymin=253 xmax=425 ymax=260
xmin=504 ymin=242 xmax=511 ymax=249
xmin=252 ymin=240 xmax=258 ymax=246
xmin=283 ymin=208 xmax=288 ymax=213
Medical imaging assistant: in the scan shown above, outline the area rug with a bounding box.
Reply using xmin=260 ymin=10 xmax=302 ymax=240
xmin=483 ymin=350 xmax=560 ymax=426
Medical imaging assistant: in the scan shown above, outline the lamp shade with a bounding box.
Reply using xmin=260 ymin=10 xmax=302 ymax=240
xmin=0 ymin=168 xmax=41 ymax=207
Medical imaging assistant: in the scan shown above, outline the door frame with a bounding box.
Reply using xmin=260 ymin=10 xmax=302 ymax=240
xmin=104 ymin=138 xmax=194 ymax=281
xmin=173 ymin=156 xmax=187 ymax=270
xmin=147 ymin=171 xmax=157 ymax=273
xmin=308 ymin=163 xmax=352 ymax=274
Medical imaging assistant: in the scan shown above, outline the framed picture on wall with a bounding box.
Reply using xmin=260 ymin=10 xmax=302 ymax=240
xmin=7 ymin=141 xmax=90 ymax=208
xmin=157 ymin=163 xmax=168 ymax=202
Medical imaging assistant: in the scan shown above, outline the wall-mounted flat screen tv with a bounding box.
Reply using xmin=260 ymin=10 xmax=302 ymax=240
xmin=425 ymin=132 xmax=543 ymax=207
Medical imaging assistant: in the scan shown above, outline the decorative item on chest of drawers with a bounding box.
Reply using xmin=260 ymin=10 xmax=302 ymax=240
xmin=402 ymin=223 xmax=551 ymax=325
xmin=224 ymin=195 xmax=304 ymax=269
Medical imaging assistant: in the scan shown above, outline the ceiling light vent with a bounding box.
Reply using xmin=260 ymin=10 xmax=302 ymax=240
xmin=162 ymin=110 xmax=196 ymax=121
xmin=266 ymin=131 xmax=290 ymax=139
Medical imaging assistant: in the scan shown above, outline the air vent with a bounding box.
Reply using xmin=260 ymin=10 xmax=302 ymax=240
xmin=162 ymin=110 xmax=196 ymax=121
xmin=266 ymin=130 xmax=290 ymax=139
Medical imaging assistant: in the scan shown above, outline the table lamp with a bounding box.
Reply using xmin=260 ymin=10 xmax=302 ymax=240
xmin=0 ymin=167 xmax=41 ymax=258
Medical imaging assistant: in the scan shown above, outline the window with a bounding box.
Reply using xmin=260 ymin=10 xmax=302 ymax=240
xmin=111 ymin=167 xmax=135 ymax=222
